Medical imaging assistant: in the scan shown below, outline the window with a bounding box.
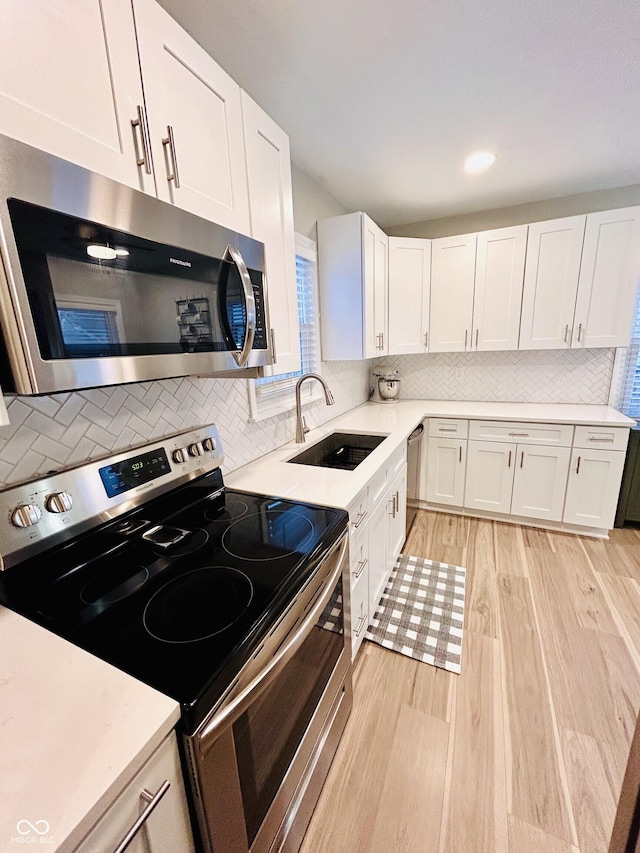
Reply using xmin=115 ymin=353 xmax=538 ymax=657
xmin=56 ymin=295 xmax=125 ymax=347
xmin=617 ymin=284 xmax=640 ymax=417
xmin=247 ymin=233 xmax=322 ymax=420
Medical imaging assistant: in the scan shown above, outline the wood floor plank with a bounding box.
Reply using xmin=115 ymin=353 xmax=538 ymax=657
xmin=561 ymin=728 xmax=618 ymax=853
xmin=550 ymin=533 xmax=620 ymax=635
xmin=580 ymin=528 xmax=640 ymax=581
xmin=466 ymin=518 xmax=499 ymax=638
xmin=404 ymin=652 xmax=453 ymax=722
xmin=441 ymin=631 xmax=508 ymax=853
xmin=596 ymin=574 xmax=640 ymax=672
xmin=526 ymin=547 xmax=640 ymax=771
xmin=493 ymin=521 xmax=530 ymax=576
xmin=369 ymin=704 xmax=449 ymax=853
xmin=497 ymin=574 xmax=573 ymax=843
xmin=507 ymin=815 xmax=576 ymax=853
xmin=405 ymin=510 xmax=469 ymax=566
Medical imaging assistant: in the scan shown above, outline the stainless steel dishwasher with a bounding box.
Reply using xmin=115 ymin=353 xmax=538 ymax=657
xmin=406 ymin=421 xmax=425 ymax=534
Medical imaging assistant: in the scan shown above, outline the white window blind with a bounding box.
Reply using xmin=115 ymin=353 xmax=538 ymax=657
xmin=619 ymin=284 xmax=640 ymax=417
xmin=248 ymin=234 xmax=322 ymax=419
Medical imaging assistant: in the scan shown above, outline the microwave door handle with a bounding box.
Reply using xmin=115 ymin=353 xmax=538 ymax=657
xmin=223 ymin=244 xmax=256 ymax=366
xmin=198 ymin=532 xmax=348 ymax=756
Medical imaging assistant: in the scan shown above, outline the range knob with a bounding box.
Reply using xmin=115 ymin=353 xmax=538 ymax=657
xmin=188 ymin=441 xmax=204 ymax=458
xmin=11 ymin=504 xmax=42 ymax=528
xmin=172 ymin=447 xmax=189 ymax=464
xmin=45 ymin=491 xmax=73 ymax=514
xmin=202 ymin=436 xmax=217 ymax=452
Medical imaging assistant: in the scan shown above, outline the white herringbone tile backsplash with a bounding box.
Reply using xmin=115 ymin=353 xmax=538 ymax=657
xmin=0 ymin=349 xmax=617 ymax=489
xmin=376 ymin=349 xmax=616 ymax=405
xmin=0 ymin=359 xmax=371 ymax=489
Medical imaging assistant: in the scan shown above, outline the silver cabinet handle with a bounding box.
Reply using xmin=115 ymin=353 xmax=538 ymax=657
xmin=588 ymin=436 xmax=614 ymax=442
xmin=577 ymin=323 xmax=583 ymax=342
xmin=380 ymin=331 xmax=384 ymax=350
xmin=223 ymin=244 xmax=256 ymax=366
xmin=353 ymin=510 xmax=367 ymax=529
xmin=354 ymin=610 xmax=367 ymax=637
xmin=459 ymin=445 xmax=462 ymax=463
xmin=353 ymin=557 xmax=368 ymax=579
xmin=564 ymin=324 xmax=569 ymax=343
xmin=464 ymin=329 xmax=468 ymax=348
xmin=439 ymin=427 xmax=457 ymax=432
xmin=424 ymin=331 xmax=429 ymax=348
xmin=112 ymin=780 xmax=171 ymax=853
xmin=162 ymin=125 xmax=180 ymax=187
xmin=475 ymin=328 xmax=479 ymax=348
xmin=576 ymin=456 xmax=581 ymax=474
xmin=389 ymin=497 xmax=396 ymax=518
xmin=508 ymin=432 xmax=529 ymax=437
xmin=508 ymin=450 xmax=512 ymax=467
xmin=520 ymin=451 xmax=524 ymax=468
xmin=131 ymin=105 xmax=152 ymax=175
xmin=270 ymin=328 xmax=277 ymax=363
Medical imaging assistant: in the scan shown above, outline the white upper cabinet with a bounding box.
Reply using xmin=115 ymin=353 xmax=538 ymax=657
xmin=519 ymin=215 xmax=587 ymax=349
xmin=429 ymin=225 xmax=526 ymax=352
xmin=473 ymin=225 xmax=527 ymax=351
xmin=429 ymin=233 xmax=477 ymax=351
xmin=0 ymin=0 xmax=155 ymax=194
xmin=241 ymin=92 xmax=300 ymax=375
xmin=573 ymin=207 xmax=640 ymax=348
xmin=132 ymin=0 xmax=250 ymax=232
xmin=387 ymin=237 xmax=431 ymax=354
xmin=317 ymin=212 xmax=388 ymax=360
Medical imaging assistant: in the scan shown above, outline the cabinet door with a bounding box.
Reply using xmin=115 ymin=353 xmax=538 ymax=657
xmin=519 ymin=216 xmax=586 ymax=349
xmin=363 ymin=215 xmax=388 ymax=357
xmin=511 ymin=445 xmax=571 ymax=522
xmin=241 ymin=92 xmax=300 ymax=375
xmin=0 ymin=0 xmax=154 ymax=193
xmin=464 ymin=440 xmax=515 ymax=514
xmin=429 ymin=233 xmax=476 ymax=351
xmin=426 ymin=437 xmax=467 ymax=507
xmin=132 ymin=0 xmax=250 ymax=232
xmin=388 ymin=237 xmax=431 ymax=354
xmin=473 ymin=225 xmax=527 ymax=351
xmin=563 ymin=448 xmax=627 ymax=530
xmin=387 ymin=466 xmax=408 ymax=569
xmin=74 ymin=734 xmax=195 ymax=853
xmin=368 ymin=495 xmax=389 ymax=625
xmin=572 ymin=207 xmax=640 ymax=348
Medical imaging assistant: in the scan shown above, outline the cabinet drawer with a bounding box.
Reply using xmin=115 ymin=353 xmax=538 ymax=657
xmin=573 ymin=425 xmax=630 ymax=451
xmin=468 ymin=420 xmax=573 ymax=447
xmin=348 ymin=485 xmax=369 ymax=536
xmin=428 ymin=418 xmax=469 ymax=439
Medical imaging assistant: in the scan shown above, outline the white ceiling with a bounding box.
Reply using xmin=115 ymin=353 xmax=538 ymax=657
xmin=156 ymin=0 xmax=640 ymax=229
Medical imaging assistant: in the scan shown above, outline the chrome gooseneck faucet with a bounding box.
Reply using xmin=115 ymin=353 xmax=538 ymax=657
xmin=294 ymin=373 xmax=335 ymax=443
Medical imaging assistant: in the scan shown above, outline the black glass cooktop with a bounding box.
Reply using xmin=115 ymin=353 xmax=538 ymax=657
xmin=0 ymin=469 xmax=348 ymax=730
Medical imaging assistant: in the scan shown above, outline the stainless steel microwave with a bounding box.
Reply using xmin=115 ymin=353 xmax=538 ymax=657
xmin=0 ymin=134 xmax=273 ymax=395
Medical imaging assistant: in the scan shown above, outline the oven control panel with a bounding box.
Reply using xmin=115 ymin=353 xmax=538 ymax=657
xmin=0 ymin=425 xmax=224 ymax=571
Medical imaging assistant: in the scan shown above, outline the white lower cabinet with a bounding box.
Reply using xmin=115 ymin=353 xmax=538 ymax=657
xmin=425 ymin=437 xmax=467 ymax=507
xmin=511 ymin=445 xmax=572 ymax=521
xmin=464 ymin=440 xmax=515 ymax=515
xmin=74 ymin=732 xmax=195 ymax=853
xmin=346 ymin=445 xmax=408 ymax=660
xmin=563 ymin=448 xmax=627 ymax=529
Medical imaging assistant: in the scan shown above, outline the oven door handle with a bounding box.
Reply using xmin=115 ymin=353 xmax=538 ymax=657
xmin=198 ymin=533 xmax=348 ymax=755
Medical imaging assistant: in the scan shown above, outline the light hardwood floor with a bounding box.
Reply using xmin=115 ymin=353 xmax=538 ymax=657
xmin=300 ymin=511 xmax=640 ymax=853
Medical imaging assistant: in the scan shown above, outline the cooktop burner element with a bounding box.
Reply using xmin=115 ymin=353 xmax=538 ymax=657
xmin=143 ymin=566 xmax=253 ymax=643
xmin=222 ymin=509 xmax=316 ymax=561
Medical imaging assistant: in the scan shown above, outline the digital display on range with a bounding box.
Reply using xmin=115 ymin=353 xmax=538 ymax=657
xmin=99 ymin=448 xmax=171 ymax=498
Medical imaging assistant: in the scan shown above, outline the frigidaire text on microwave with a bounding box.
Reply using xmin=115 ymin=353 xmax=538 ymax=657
xmin=0 ymin=134 xmax=273 ymax=395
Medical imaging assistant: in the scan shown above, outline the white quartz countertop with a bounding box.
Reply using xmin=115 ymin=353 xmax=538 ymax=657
xmin=0 ymin=606 xmax=180 ymax=852
xmin=225 ymin=400 xmax=635 ymax=509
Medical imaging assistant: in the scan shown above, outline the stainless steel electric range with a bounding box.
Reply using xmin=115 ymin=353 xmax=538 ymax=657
xmin=0 ymin=425 xmax=353 ymax=853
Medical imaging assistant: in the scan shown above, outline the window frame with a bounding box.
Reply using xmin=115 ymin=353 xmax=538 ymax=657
xmin=247 ymin=233 xmax=323 ymax=422
xmin=611 ymin=281 xmax=640 ymax=420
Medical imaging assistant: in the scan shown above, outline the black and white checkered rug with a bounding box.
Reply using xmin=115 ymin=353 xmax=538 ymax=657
xmin=365 ymin=554 xmax=466 ymax=674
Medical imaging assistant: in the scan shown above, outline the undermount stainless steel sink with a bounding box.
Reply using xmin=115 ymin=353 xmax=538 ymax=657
xmin=287 ymin=432 xmax=387 ymax=471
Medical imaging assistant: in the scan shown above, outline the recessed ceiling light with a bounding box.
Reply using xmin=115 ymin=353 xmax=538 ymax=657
xmin=464 ymin=151 xmax=496 ymax=174
xmin=87 ymin=244 xmax=117 ymax=260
